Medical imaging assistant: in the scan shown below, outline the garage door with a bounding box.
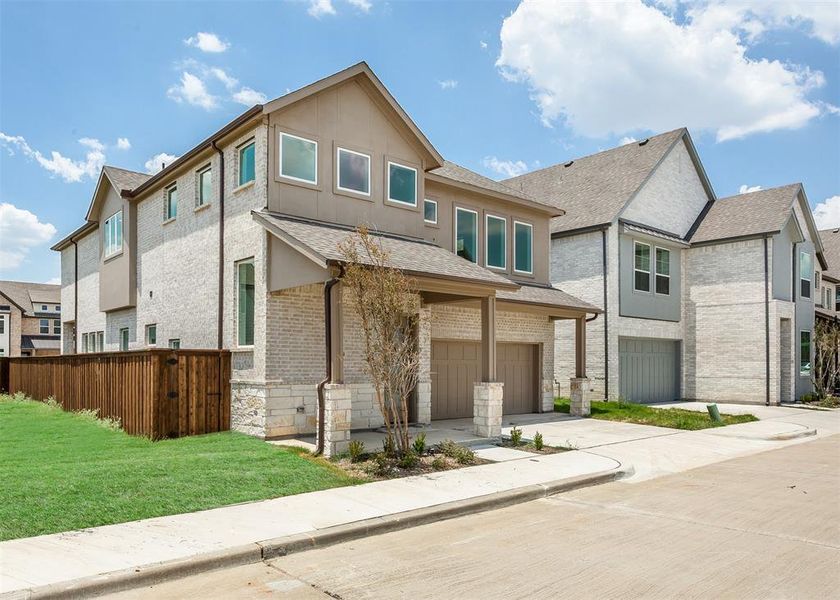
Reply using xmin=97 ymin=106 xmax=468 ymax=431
xmin=431 ymin=341 xmax=537 ymax=419
xmin=619 ymin=337 xmax=680 ymax=404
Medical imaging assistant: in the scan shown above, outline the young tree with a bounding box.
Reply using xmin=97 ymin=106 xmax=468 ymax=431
xmin=813 ymin=318 xmax=840 ymax=399
xmin=338 ymin=226 xmax=422 ymax=455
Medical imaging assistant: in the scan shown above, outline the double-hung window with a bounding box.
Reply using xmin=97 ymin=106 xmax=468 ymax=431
xmin=197 ymin=166 xmax=212 ymax=206
xmin=237 ymin=259 xmax=255 ymax=347
xmin=53 ymin=319 xmax=60 ymax=335
xmin=800 ymin=251 xmax=812 ymax=299
xmin=455 ymin=207 xmax=478 ymax=263
xmin=800 ymin=331 xmax=811 ymax=376
xmin=104 ymin=210 xmax=123 ymax=256
xmin=424 ymin=199 xmax=438 ymax=224
xmin=634 ymin=242 xmax=651 ymax=292
xmin=513 ymin=221 xmax=533 ymax=275
xmin=96 ymin=331 xmax=104 ymax=352
xmin=387 ymin=162 xmax=417 ymax=206
xmin=39 ymin=319 xmax=49 ymax=334
xmin=279 ymin=133 xmax=316 ymax=184
xmin=655 ymin=247 xmax=671 ymax=295
xmin=485 ymin=214 xmax=507 ymax=270
xmin=239 ymin=140 xmax=256 ymax=186
xmin=336 ymin=147 xmax=370 ymax=195
xmin=165 ymin=185 xmax=177 ymax=221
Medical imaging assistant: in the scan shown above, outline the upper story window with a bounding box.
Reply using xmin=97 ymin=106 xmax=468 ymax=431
xmin=655 ymin=247 xmax=671 ymax=295
xmin=237 ymin=259 xmax=255 ymax=347
xmin=55 ymin=304 xmax=60 ymax=312
xmin=835 ymin=287 xmax=840 ymax=312
xmin=119 ymin=327 xmax=129 ymax=351
xmin=387 ymin=162 xmax=417 ymax=206
xmin=336 ymin=147 xmax=370 ymax=195
xmin=799 ymin=251 xmax=812 ymax=299
xmin=165 ymin=185 xmax=178 ymax=221
xmin=634 ymin=241 xmax=651 ymax=292
xmin=53 ymin=319 xmax=60 ymax=334
xmin=485 ymin=214 xmax=507 ymax=270
xmin=279 ymin=133 xmax=316 ymax=184
xmin=104 ymin=210 xmax=123 ymax=257
xmin=41 ymin=305 xmax=48 ymax=311
xmin=96 ymin=331 xmax=103 ymax=352
xmin=197 ymin=166 xmax=212 ymax=207
xmin=800 ymin=330 xmax=811 ymax=375
xmin=39 ymin=319 xmax=49 ymax=334
xmin=424 ymin=199 xmax=438 ymax=224
xmin=455 ymin=207 xmax=478 ymax=263
xmin=146 ymin=324 xmax=157 ymax=347
xmin=239 ymin=140 xmax=256 ymax=186
xmin=513 ymin=221 xmax=533 ymax=275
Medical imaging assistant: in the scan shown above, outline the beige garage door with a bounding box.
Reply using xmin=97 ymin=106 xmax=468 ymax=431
xmin=431 ymin=341 xmax=537 ymax=420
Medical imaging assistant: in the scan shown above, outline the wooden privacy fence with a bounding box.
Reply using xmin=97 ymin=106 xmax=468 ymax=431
xmin=1 ymin=349 xmax=231 ymax=439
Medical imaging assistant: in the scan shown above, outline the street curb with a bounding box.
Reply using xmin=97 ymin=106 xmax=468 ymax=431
xmin=9 ymin=465 xmax=627 ymax=599
xmin=706 ymin=425 xmax=817 ymax=442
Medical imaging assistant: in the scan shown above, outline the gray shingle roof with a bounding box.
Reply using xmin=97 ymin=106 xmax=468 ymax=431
xmin=103 ymin=165 xmax=152 ymax=192
xmin=0 ymin=280 xmax=61 ymax=316
xmin=496 ymin=284 xmax=601 ymax=313
xmin=504 ymin=129 xmax=687 ymax=234
xmin=818 ymin=227 xmax=840 ymax=281
xmin=690 ymin=184 xmax=801 ymax=244
xmin=429 ymin=161 xmax=552 ymax=208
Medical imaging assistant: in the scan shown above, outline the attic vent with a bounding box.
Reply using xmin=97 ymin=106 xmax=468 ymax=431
xmin=638 ymin=139 xmax=650 ymax=146
xmin=564 ymin=160 xmax=574 ymax=167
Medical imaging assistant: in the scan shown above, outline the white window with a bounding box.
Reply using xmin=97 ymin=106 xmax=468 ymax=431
xmin=424 ymin=199 xmax=438 ymax=224
xmin=146 ymin=324 xmax=157 ymax=347
xmin=96 ymin=331 xmax=104 ymax=352
xmin=485 ymin=214 xmax=507 ymax=270
xmin=279 ymin=132 xmax=317 ymax=184
xmin=336 ymin=147 xmax=370 ymax=195
xmin=455 ymin=207 xmax=478 ymax=263
xmin=53 ymin=319 xmax=60 ymax=335
xmin=655 ymin=247 xmax=671 ymax=295
xmin=634 ymin=241 xmax=651 ymax=292
xmin=81 ymin=333 xmax=89 ymax=353
xmin=197 ymin=166 xmax=212 ymax=206
xmin=513 ymin=221 xmax=533 ymax=275
xmin=387 ymin=161 xmax=417 ymax=206
xmin=119 ymin=327 xmax=129 ymax=351
xmin=165 ymin=185 xmax=177 ymax=221
xmin=169 ymin=338 xmax=181 ymax=349
xmin=104 ymin=210 xmax=123 ymax=257
xmin=39 ymin=319 xmax=49 ymax=334
xmin=800 ymin=251 xmax=812 ymax=299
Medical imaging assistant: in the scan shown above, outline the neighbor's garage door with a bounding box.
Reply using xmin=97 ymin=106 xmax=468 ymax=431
xmin=431 ymin=341 xmax=537 ymax=419
xmin=619 ymin=337 xmax=680 ymax=404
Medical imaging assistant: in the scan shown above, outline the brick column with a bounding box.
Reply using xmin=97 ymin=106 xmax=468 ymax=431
xmin=474 ymin=382 xmax=504 ymax=437
xmin=570 ymin=377 xmax=590 ymax=417
xmin=322 ymin=383 xmax=352 ymax=457
xmin=416 ymin=306 xmax=432 ymax=425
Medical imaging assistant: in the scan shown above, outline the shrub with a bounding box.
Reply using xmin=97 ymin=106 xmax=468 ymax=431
xmin=454 ymin=446 xmax=476 ymax=465
xmin=382 ymin=436 xmax=395 ymax=457
xmin=412 ymin=432 xmax=427 ymax=455
xmin=348 ymin=439 xmax=366 ymax=463
xmin=44 ymin=396 xmax=62 ymax=409
xmin=800 ymin=392 xmax=819 ymax=404
xmin=366 ymin=453 xmax=392 ymax=477
xmin=431 ymin=456 xmax=447 ymax=471
xmin=509 ymin=426 xmax=523 ymax=447
xmin=533 ymin=431 xmax=544 ymax=451
xmin=437 ymin=439 xmax=476 ymax=465
xmin=398 ymin=450 xmax=419 ymax=469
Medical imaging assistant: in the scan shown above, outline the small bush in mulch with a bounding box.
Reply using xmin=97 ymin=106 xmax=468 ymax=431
xmin=800 ymin=395 xmax=840 ymax=409
xmin=498 ymin=430 xmax=568 ymax=455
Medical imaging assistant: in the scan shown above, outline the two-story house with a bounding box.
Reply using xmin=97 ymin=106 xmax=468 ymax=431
xmin=0 ymin=280 xmax=62 ymax=357
xmin=53 ymin=62 xmax=599 ymax=454
xmin=506 ymin=129 xmax=825 ymax=405
xmin=815 ymin=228 xmax=840 ymax=322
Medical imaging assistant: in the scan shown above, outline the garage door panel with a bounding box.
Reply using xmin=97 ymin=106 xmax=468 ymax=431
xmin=619 ymin=337 xmax=679 ymax=404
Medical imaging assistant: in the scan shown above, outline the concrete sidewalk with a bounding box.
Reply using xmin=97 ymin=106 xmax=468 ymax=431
xmin=0 ymin=450 xmax=621 ymax=598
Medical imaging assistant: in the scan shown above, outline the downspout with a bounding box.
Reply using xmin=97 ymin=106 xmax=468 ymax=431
xmin=602 ymin=228 xmax=609 ymax=400
xmin=316 ymin=270 xmax=342 ymax=456
xmin=73 ymin=239 xmax=79 ymax=354
xmin=212 ymin=141 xmax=225 ymax=350
xmin=764 ymin=236 xmax=770 ymax=406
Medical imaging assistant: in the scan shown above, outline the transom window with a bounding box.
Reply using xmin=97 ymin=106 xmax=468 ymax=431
xmin=336 ymin=147 xmax=370 ymax=195
xmin=239 ymin=140 xmax=256 ymax=186
xmin=485 ymin=214 xmax=507 ymax=270
xmin=279 ymin=133 xmax=316 ymax=184
xmin=165 ymin=185 xmax=177 ymax=221
xmin=800 ymin=331 xmax=811 ymax=375
xmin=455 ymin=207 xmax=478 ymax=263
xmin=237 ymin=259 xmax=255 ymax=347
xmin=387 ymin=162 xmax=417 ymax=206
xmin=104 ymin=210 xmax=123 ymax=256
xmin=634 ymin=242 xmax=651 ymax=292
xmin=423 ymin=199 xmax=438 ymax=224
xmin=655 ymin=247 xmax=671 ymax=295
xmin=198 ymin=166 xmax=212 ymax=206
xmin=799 ymin=251 xmax=812 ymax=299
xmin=513 ymin=221 xmax=533 ymax=274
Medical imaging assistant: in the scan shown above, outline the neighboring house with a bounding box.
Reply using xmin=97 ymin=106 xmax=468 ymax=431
xmin=506 ymin=129 xmax=824 ymax=405
xmin=815 ymin=228 xmax=840 ymax=322
xmin=0 ymin=281 xmax=62 ymax=357
xmin=53 ymin=62 xmax=598 ymax=454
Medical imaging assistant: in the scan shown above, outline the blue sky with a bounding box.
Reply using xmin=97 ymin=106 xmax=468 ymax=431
xmin=1 ymin=0 xmax=838 ymax=284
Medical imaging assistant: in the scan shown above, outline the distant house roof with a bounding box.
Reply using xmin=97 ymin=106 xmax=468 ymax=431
xmin=504 ymin=128 xmax=712 ymax=234
xmin=819 ymin=227 xmax=840 ymax=281
xmin=103 ymin=165 xmax=152 ymax=192
xmin=21 ymin=335 xmax=61 ymax=350
xmin=0 ymin=280 xmax=60 ymax=316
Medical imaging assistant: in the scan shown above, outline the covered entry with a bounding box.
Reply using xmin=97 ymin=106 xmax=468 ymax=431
xmin=431 ymin=340 xmax=538 ymax=419
xmin=619 ymin=337 xmax=680 ymax=403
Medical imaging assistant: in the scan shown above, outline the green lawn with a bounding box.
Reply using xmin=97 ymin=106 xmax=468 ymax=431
xmin=0 ymin=395 xmax=359 ymax=541
xmin=554 ymin=398 xmax=757 ymax=430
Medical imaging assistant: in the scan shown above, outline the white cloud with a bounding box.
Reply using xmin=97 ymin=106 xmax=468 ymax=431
xmin=739 ymin=184 xmax=763 ymax=194
xmin=480 ymin=40 xmax=488 ymax=50
xmin=0 ymin=202 xmax=57 ymax=271
xmin=184 ymin=32 xmax=230 ymax=53
xmin=167 ymin=72 xmax=218 ymax=110
xmin=0 ymin=133 xmax=105 ymax=182
xmin=813 ymin=195 xmax=840 ymax=230
xmin=232 ymin=87 xmax=268 ymax=106
xmin=497 ymin=0 xmax=830 ymax=142
xmin=210 ymin=67 xmax=238 ymax=90
xmin=44 ymin=277 xmax=61 ymax=285
xmin=347 ymin=0 xmax=371 ymax=12
xmin=144 ymin=152 xmax=179 ymax=174
xmin=116 ymin=137 xmax=131 ymax=150
xmin=483 ymin=156 xmax=529 ymax=178
xmin=438 ymin=79 xmax=458 ymax=90
xmin=308 ymin=0 xmax=336 ymax=18
xmin=619 ymin=136 xmax=638 ymax=145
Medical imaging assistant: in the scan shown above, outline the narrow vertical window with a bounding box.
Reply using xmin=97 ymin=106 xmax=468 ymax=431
xmin=634 ymin=242 xmax=651 ymax=292
xmin=239 ymin=140 xmax=256 ymax=186
xmin=485 ymin=214 xmax=507 ymax=270
xmin=146 ymin=324 xmax=157 ymax=346
xmin=237 ymin=259 xmax=255 ymax=346
xmin=165 ymin=185 xmax=177 ymax=220
xmin=800 ymin=331 xmax=811 ymax=375
xmin=104 ymin=210 xmax=123 ymax=256
xmin=96 ymin=331 xmax=104 ymax=352
xmin=53 ymin=319 xmax=61 ymax=334
xmin=514 ymin=221 xmax=533 ymax=274
xmin=455 ymin=207 xmax=478 ymax=263
xmin=198 ymin=167 xmax=212 ymax=206
xmin=799 ymin=251 xmax=812 ymax=299
xmin=424 ymin=199 xmax=438 ymax=224
xmin=81 ymin=333 xmax=89 ymax=353
xmin=655 ymin=247 xmax=671 ymax=295
xmin=119 ymin=328 xmax=129 ymax=351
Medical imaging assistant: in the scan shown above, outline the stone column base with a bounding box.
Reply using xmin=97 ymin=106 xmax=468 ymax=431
xmin=570 ymin=377 xmax=591 ymax=417
xmin=416 ymin=379 xmax=432 ymax=425
xmin=321 ymin=383 xmax=352 ymax=457
xmin=474 ymin=382 xmax=504 ymax=437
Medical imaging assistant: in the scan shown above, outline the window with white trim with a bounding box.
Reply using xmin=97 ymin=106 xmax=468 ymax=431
xmin=387 ymin=162 xmax=417 ymax=206
xmin=39 ymin=319 xmax=49 ymax=334
xmin=655 ymin=247 xmax=671 ymax=295
xmin=81 ymin=333 xmax=89 ymax=353
xmin=239 ymin=140 xmax=255 ymax=186
xmin=485 ymin=214 xmax=507 ymax=270
xmin=104 ymin=210 xmax=123 ymax=257
xmin=513 ymin=221 xmax=533 ymax=274
xmin=197 ymin=166 xmax=212 ymax=206
xmin=336 ymin=147 xmax=370 ymax=195
xmin=455 ymin=207 xmax=478 ymax=263
xmin=800 ymin=330 xmax=811 ymax=375
xmin=96 ymin=331 xmax=104 ymax=352
xmin=165 ymin=185 xmax=177 ymax=221
xmin=119 ymin=327 xmax=129 ymax=351
xmin=800 ymin=251 xmax=812 ymax=299
xmin=53 ymin=319 xmax=60 ymax=335
xmin=41 ymin=305 xmax=47 ymax=311
xmin=169 ymin=338 xmax=181 ymax=349
xmin=146 ymin=324 xmax=157 ymax=347
xmin=279 ymin=133 xmax=316 ymax=184
xmin=634 ymin=241 xmax=651 ymax=292
xmin=423 ymin=199 xmax=437 ymax=224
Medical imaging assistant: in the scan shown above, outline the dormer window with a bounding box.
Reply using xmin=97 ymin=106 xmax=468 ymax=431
xmin=104 ymin=210 xmax=123 ymax=256
xmin=387 ymin=162 xmax=417 ymax=206
xmin=279 ymin=133 xmax=316 ymax=185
